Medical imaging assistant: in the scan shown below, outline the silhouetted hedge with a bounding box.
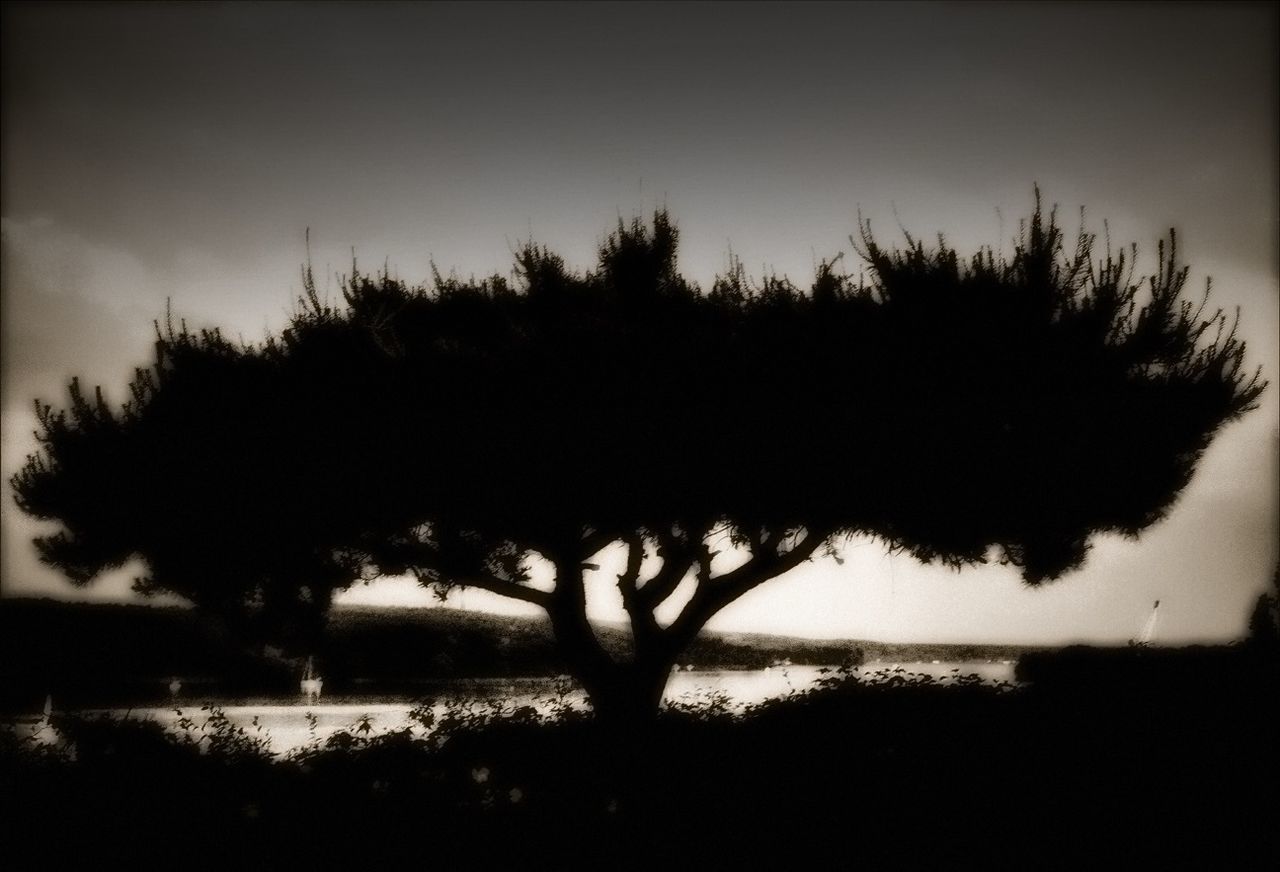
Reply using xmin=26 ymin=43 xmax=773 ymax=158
xmin=3 ymin=650 xmax=1275 ymax=870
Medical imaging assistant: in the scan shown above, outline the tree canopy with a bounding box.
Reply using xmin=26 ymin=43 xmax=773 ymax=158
xmin=12 ymin=193 xmax=1266 ymax=717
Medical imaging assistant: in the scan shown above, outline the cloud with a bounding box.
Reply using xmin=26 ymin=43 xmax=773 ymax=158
xmin=1 ymin=217 xmax=163 ymax=404
xmin=1 ymin=218 xmax=169 ymax=600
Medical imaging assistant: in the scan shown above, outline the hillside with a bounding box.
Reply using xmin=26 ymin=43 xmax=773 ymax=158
xmin=0 ymin=598 xmax=1041 ymax=709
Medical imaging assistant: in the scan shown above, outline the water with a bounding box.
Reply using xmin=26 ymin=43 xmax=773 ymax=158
xmin=18 ymin=662 xmax=1017 ymax=755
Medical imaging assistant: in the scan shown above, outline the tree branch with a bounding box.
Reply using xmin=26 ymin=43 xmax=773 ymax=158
xmin=398 ymin=536 xmax=551 ymax=608
xmin=547 ymin=557 xmax=619 ymax=680
xmin=636 ymin=527 xmax=698 ymax=608
xmin=666 ymin=527 xmax=831 ymax=648
xmin=615 ymin=534 xmax=664 ymax=656
xmin=616 ymin=533 xmax=646 ymax=607
xmin=448 ymin=573 xmax=552 ymax=608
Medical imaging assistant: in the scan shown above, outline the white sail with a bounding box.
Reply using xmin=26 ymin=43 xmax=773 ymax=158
xmin=1138 ymin=600 xmax=1160 ymax=645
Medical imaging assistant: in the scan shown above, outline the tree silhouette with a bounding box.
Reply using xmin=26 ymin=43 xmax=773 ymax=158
xmin=12 ymin=193 xmax=1267 ymax=723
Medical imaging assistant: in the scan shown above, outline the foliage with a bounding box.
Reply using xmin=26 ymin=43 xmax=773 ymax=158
xmin=3 ymin=654 xmax=1276 ymax=869
xmin=11 ymin=191 xmax=1267 ymax=717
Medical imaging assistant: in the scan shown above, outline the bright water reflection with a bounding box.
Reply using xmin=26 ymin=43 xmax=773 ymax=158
xmin=85 ymin=661 xmax=1015 ymax=754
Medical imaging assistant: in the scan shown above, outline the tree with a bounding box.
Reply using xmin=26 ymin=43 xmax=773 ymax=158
xmin=12 ymin=193 xmax=1267 ymax=725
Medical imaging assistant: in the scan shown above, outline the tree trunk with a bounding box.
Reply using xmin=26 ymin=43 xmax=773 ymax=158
xmin=581 ymin=661 xmax=673 ymax=730
xmin=545 ymin=559 xmax=675 ymax=730
xmin=549 ymin=614 xmax=674 ymax=727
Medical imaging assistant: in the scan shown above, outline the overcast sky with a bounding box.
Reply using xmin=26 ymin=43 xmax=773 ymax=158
xmin=3 ymin=2 xmax=1276 ymax=644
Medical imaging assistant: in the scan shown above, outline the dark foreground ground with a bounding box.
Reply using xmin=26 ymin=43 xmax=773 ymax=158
xmin=3 ymin=647 xmax=1277 ymax=871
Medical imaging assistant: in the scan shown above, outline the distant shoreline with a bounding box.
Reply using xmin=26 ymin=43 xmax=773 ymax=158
xmin=12 ymin=596 xmax=1229 ymax=713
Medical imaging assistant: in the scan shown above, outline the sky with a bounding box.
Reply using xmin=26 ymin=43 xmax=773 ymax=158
xmin=2 ymin=1 xmax=1277 ymax=645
